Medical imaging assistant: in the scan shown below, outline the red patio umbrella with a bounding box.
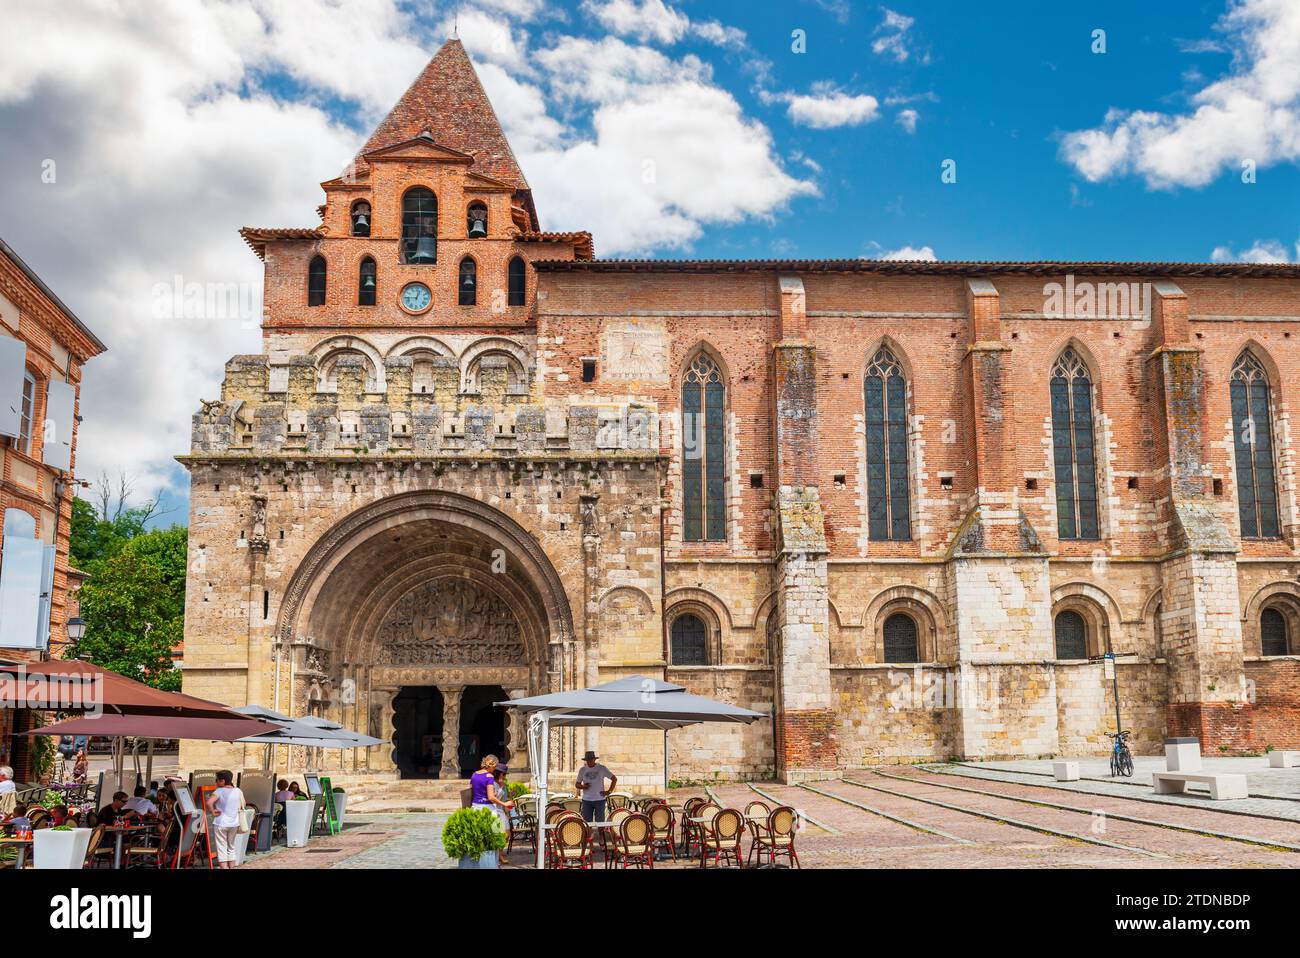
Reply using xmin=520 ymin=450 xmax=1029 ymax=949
xmin=0 ymin=659 xmax=240 ymax=717
xmin=24 ymin=713 xmax=279 ymax=743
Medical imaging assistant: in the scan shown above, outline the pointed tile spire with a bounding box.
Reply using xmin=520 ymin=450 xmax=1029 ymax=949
xmin=350 ymin=39 xmax=528 ymax=193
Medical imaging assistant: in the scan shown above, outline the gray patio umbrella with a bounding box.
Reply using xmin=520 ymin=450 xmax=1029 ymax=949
xmin=233 ymin=706 xmax=382 ymax=749
xmin=499 ymin=676 xmax=766 ymax=870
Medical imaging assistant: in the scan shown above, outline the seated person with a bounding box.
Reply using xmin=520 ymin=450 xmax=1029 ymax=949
xmin=96 ymin=791 xmax=139 ymax=827
xmin=48 ymin=805 xmax=70 ymax=827
xmin=124 ymin=785 xmax=157 ymax=818
xmin=273 ymin=779 xmax=293 ymax=828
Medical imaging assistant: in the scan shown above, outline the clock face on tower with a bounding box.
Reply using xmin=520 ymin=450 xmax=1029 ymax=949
xmin=400 ymin=282 xmax=432 ymax=313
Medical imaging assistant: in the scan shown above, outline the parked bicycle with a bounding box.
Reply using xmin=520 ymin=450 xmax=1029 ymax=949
xmin=1106 ymin=729 xmax=1133 ymax=778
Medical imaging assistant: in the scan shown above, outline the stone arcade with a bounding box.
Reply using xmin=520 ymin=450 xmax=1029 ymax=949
xmin=179 ymin=40 xmax=1300 ymax=786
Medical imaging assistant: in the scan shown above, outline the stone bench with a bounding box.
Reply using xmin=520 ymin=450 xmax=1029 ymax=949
xmin=1052 ymin=761 xmax=1080 ymax=782
xmin=1267 ymin=751 xmax=1300 ymax=769
xmin=1151 ymin=771 xmax=1248 ymax=800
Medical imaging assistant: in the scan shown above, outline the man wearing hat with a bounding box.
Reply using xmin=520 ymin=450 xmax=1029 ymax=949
xmin=575 ymin=751 xmax=617 ymax=823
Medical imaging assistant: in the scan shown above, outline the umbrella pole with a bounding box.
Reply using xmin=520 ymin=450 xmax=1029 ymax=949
xmin=663 ymin=729 xmax=669 ymax=795
xmin=145 ymin=738 xmax=154 ymax=788
xmin=533 ymin=711 xmax=550 ymax=872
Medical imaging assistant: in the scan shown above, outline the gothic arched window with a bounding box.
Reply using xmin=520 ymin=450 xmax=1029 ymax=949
xmin=1051 ymin=348 xmax=1099 ymax=540
xmin=507 ymin=257 xmax=527 ymax=306
xmin=1054 ymin=610 xmax=1088 ymax=660
xmin=883 ymin=613 xmax=919 ymax=663
xmin=682 ymin=352 xmax=726 ymax=542
xmin=401 ymin=187 xmax=438 ymax=264
xmin=1261 ymin=607 xmax=1289 ymax=656
xmin=358 ymin=257 xmax=376 ymax=306
xmin=307 ymin=255 xmax=327 ymax=307
xmin=670 ymin=613 xmax=709 ymax=665
xmin=865 ymin=347 xmax=911 ymax=541
xmin=1231 ymin=351 xmax=1280 ymax=539
xmin=350 ymin=200 xmax=371 ymax=237
xmin=458 ymin=257 xmax=477 ymax=306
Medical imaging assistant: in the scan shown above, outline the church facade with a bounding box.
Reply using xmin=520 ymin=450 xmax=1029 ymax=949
xmin=179 ymin=40 xmax=1300 ymax=785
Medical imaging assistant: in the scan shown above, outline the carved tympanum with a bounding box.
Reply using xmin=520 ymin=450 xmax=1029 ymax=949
xmin=377 ymin=578 xmax=526 ymax=665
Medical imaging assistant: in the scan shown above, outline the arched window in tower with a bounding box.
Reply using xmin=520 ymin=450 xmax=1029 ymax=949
xmin=670 ymin=614 xmax=709 ymax=666
xmin=1054 ymin=610 xmax=1088 ymax=660
xmin=882 ymin=613 xmax=919 ymax=663
xmin=307 ymin=255 xmax=327 ymax=307
xmin=507 ymin=257 xmax=527 ymax=306
xmin=467 ymin=201 xmax=488 ymax=238
xmin=681 ymin=352 xmax=726 ymax=542
xmin=1231 ymin=351 xmax=1280 ymax=539
xmin=358 ymin=257 xmax=377 ymax=306
xmin=350 ymin=200 xmax=371 ymax=237
xmin=1051 ymin=348 xmax=1099 ymax=540
xmin=1261 ymin=607 xmax=1289 ymax=656
xmin=401 ymin=187 xmax=438 ymax=264
xmin=864 ymin=346 xmax=912 ymax=541
xmin=458 ymin=258 xmax=477 ymax=306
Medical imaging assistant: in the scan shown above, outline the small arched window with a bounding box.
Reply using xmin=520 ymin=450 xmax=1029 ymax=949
xmin=350 ymin=201 xmax=371 ymax=237
xmin=402 ymin=187 xmax=438 ymax=264
xmin=1051 ymin=348 xmax=1099 ymax=540
xmin=882 ymin=613 xmax=919 ymax=663
xmin=507 ymin=257 xmax=527 ymax=306
xmin=682 ymin=352 xmax=726 ymax=542
xmin=358 ymin=257 xmax=377 ymax=306
xmin=19 ymin=370 xmax=36 ymax=455
xmin=458 ymin=258 xmax=477 ymax=306
xmin=307 ymin=255 xmax=327 ymax=307
xmin=467 ymin=201 xmax=488 ymax=238
xmin=1261 ymin=607 xmax=1289 ymax=656
xmin=1231 ymin=351 xmax=1280 ymax=539
xmin=1054 ymin=610 xmax=1088 ymax=660
xmin=670 ymin=614 xmax=709 ymax=666
xmin=865 ymin=346 xmax=911 ymax=541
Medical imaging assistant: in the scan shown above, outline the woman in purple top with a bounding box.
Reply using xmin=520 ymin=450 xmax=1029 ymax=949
xmin=470 ymin=754 xmax=514 ymax=863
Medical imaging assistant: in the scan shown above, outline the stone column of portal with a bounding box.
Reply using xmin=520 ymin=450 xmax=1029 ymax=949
xmin=505 ymin=689 xmax=530 ymax=774
xmin=1148 ymin=282 xmax=1250 ymax=750
xmin=439 ymin=685 xmax=464 ymax=779
xmin=771 ymin=275 xmax=838 ymax=782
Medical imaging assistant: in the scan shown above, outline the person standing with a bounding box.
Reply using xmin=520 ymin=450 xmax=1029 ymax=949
xmin=469 ymin=755 xmax=513 ymax=864
xmin=575 ymin=751 xmax=616 ymax=824
xmin=0 ymin=766 xmax=15 ymax=818
xmin=206 ymin=770 xmax=247 ymax=869
xmin=72 ymin=749 xmax=88 ymax=784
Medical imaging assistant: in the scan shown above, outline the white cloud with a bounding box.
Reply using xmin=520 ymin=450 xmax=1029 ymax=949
xmin=896 ymin=108 xmax=918 ymax=133
xmin=0 ymin=1 xmax=815 ymax=498
xmin=763 ymin=84 xmax=880 ymax=129
xmin=691 ymin=20 xmax=747 ymax=50
xmin=878 ymin=244 xmax=937 ymax=261
xmin=581 ymin=0 xmax=689 ymax=44
xmin=872 ymin=8 xmax=917 ymax=63
xmin=1060 ymin=0 xmax=1300 ymax=188
xmin=1210 ymin=238 xmax=1297 ymax=263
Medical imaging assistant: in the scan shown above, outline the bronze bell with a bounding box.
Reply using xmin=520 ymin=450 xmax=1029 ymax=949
xmin=409 ymin=235 xmax=437 ymax=264
xmin=468 ymin=216 xmax=487 ymax=238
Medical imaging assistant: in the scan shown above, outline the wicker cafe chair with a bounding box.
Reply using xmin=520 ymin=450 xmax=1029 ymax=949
xmin=747 ymin=805 xmax=800 ymax=869
xmin=27 ymin=807 xmax=49 ymax=829
xmin=610 ymin=812 xmax=655 ymax=869
xmin=606 ymin=792 xmax=632 ymax=812
xmin=82 ymin=825 xmax=109 ymax=869
xmin=561 ymin=798 xmax=583 ymax=816
xmin=543 ymin=807 xmax=573 ymax=867
xmin=646 ymin=802 xmax=676 ymax=859
xmin=688 ymin=801 xmax=720 ymax=858
xmin=744 ymin=800 xmax=771 ymax=821
xmin=510 ymin=795 xmax=539 ymax=855
xmin=699 ymin=808 xmax=744 ymax=869
xmin=679 ymin=797 xmax=704 ymax=854
xmin=553 ymin=815 xmax=594 ymax=869
xmin=126 ymin=818 xmax=175 ymax=869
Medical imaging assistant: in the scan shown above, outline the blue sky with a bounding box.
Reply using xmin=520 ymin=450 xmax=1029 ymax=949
xmin=1 ymin=0 xmax=1297 ymax=524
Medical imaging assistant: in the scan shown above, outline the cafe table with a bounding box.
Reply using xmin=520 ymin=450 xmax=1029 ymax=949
xmin=103 ymin=822 xmax=157 ymax=870
xmin=0 ymin=836 xmax=33 ymax=869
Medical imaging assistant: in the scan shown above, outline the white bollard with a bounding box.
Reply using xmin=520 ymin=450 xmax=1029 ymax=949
xmin=1052 ymin=761 xmax=1080 ymax=782
xmin=1164 ymin=737 xmax=1202 ymax=772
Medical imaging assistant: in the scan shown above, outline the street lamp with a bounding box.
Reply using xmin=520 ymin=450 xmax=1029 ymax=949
xmin=66 ymin=616 xmax=86 ymax=642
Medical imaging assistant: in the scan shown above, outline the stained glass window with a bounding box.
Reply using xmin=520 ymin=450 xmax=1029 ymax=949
xmin=1231 ymin=352 xmax=1280 ymax=539
xmin=883 ymin=613 xmax=919 ymax=663
xmin=670 ymin=614 xmax=709 ymax=665
xmin=865 ymin=347 xmax=911 ymax=541
xmin=1054 ymin=610 xmax=1088 ymax=660
xmin=682 ymin=352 xmax=726 ymax=542
xmin=1051 ymin=349 xmax=1099 ymax=540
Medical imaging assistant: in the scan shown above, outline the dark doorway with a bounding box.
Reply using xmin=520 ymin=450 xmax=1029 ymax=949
xmin=392 ymin=686 xmax=444 ymax=780
xmin=458 ymin=685 xmax=508 ymax=776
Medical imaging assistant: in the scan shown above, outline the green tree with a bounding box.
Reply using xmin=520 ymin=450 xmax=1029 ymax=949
xmin=70 ymin=525 xmax=187 ymax=691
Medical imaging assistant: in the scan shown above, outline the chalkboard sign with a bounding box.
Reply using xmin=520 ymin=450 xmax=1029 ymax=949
xmin=319 ymin=776 xmax=340 ymax=835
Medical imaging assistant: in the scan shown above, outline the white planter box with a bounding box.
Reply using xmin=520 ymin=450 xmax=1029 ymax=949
xmin=33 ymin=828 xmax=93 ymax=869
xmin=332 ymin=792 xmax=347 ymax=829
xmin=284 ymin=800 xmax=314 ymax=848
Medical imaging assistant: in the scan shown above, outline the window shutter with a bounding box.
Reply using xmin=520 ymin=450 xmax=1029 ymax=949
xmin=42 ymin=379 xmax=76 ymax=471
xmin=0 ymin=336 xmax=26 ymax=439
xmin=0 ymin=508 xmax=45 ymax=650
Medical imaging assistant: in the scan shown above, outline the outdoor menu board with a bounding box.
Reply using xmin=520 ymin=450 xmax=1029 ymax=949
xmin=172 ymin=783 xmax=196 ymax=817
xmin=319 ymin=776 xmax=340 ymax=835
xmin=304 ymin=773 xmax=322 ymax=796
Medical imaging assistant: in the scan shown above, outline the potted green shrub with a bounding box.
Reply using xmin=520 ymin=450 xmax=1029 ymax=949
xmin=441 ymin=806 xmax=506 ymax=869
xmin=331 ymin=785 xmax=347 ymax=829
xmin=285 ymin=795 xmax=315 ymax=848
xmin=33 ymin=824 xmax=93 ymax=870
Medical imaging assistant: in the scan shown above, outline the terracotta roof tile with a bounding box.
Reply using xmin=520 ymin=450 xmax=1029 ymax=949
xmin=239 ymin=227 xmax=322 ymax=260
xmin=532 ymin=258 xmax=1300 ymax=278
xmin=520 ymin=231 xmax=595 ymax=260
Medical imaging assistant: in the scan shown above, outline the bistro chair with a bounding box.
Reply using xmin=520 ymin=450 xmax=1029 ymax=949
xmin=688 ymin=801 xmax=720 ymax=857
xmin=82 ymin=825 xmax=109 ymax=869
xmin=510 ymin=795 xmax=538 ymax=855
xmin=606 ymin=792 xmax=632 ymax=811
xmin=610 ymin=813 xmax=655 ymax=869
xmin=544 ymin=808 xmax=576 ymax=867
xmin=747 ymin=805 xmax=800 ymax=869
xmin=744 ymin=800 xmax=771 ymax=821
xmin=561 ymin=798 xmax=583 ymax=816
xmin=646 ymin=802 xmax=676 ymax=859
xmin=699 ymin=808 xmax=744 ymax=869
xmin=552 ymin=816 xmax=593 ymax=870
xmin=679 ymin=797 xmax=703 ymax=854
xmin=126 ymin=819 xmax=175 ymax=869
xmin=27 ymin=807 xmax=49 ymax=829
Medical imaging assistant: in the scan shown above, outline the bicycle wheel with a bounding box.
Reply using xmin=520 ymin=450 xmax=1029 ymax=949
xmin=1119 ymin=749 xmax=1134 ymax=778
xmin=1110 ymin=751 xmax=1120 ymax=777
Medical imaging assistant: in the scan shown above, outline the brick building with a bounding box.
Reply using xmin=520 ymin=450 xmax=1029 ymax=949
xmin=0 ymin=236 xmax=106 ymax=780
xmin=180 ymin=40 xmax=1300 ymax=785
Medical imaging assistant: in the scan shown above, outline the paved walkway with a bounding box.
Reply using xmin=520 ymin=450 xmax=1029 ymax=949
xmin=329 ymin=814 xmax=455 ymax=869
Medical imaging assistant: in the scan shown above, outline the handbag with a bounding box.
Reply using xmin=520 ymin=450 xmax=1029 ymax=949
xmin=236 ymin=807 xmax=255 ymax=834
